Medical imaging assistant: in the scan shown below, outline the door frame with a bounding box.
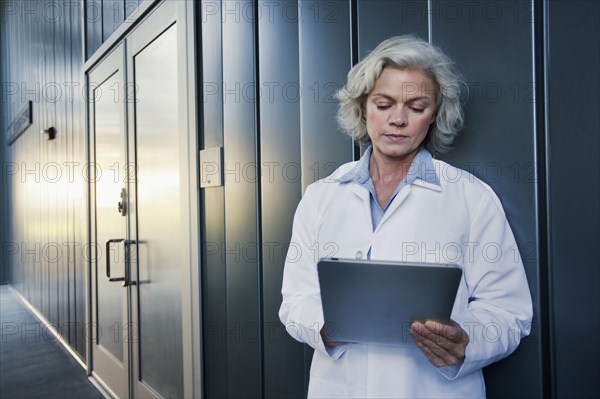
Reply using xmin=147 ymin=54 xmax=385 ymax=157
xmin=84 ymin=1 xmax=201 ymax=397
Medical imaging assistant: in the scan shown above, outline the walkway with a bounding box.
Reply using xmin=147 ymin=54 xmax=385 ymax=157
xmin=0 ymin=284 xmax=104 ymax=398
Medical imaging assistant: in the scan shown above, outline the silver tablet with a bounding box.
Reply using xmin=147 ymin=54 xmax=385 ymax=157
xmin=317 ymin=258 xmax=462 ymax=346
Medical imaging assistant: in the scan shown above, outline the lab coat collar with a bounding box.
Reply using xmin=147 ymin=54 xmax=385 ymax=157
xmin=413 ymin=178 xmax=442 ymax=192
xmin=338 ymin=146 xmax=442 ymax=192
xmin=338 ymin=147 xmax=372 ymax=185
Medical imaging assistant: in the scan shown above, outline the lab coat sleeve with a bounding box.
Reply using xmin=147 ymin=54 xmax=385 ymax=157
xmin=278 ymin=184 xmax=347 ymax=359
xmin=439 ymin=187 xmax=533 ymax=380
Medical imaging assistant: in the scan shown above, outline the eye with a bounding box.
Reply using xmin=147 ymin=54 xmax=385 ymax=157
xmin=410 ymin=107 xmax=425 ymax=113
xmin=376 ymin=104 xmax=391 ymax=110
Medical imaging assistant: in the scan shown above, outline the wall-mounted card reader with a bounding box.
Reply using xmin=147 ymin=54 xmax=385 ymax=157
xmin=200 ymin=147 xmax=224 ymax=188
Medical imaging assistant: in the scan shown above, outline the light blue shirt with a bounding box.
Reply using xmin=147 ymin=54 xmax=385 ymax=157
xmin=338 ymin=146 xmax=440 ymax=231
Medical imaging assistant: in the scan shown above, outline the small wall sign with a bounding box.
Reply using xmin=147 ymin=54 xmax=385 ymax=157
xmin=7 ymin=101 xmax=33 ymax=146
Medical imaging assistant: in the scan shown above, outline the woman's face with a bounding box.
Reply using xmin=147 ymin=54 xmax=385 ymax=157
xmin=365 ymin=67 xmax=437 ymax=163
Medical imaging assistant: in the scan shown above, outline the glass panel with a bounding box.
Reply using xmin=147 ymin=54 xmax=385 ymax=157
xmin=134 ymin=24 xmax=183 ymax=398
xmin=94 ymin=74 xmax=125 ymax=363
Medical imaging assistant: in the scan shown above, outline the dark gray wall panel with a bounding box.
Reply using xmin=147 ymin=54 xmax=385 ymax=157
xmin=200 ymin=1 xmax=228 ymax=397
xmin=357 ymin=0 xmax=429 ymax=58
xmin=257 ymin=1 xmax=305 ymax=397
xmin=547 ymin=1 xmax=600 ymax=397
xmin=297 ymin=1 xmax=353 ymax=390
xmin=299 ymin=0 xmax=353 ymax=191
xmin=201 ymin=188 xmax=228 ymax=398
xmin=222 ymin=1 xmax=261 ymax=397
xmin=432 ymin=1 xmax=543 ymax=397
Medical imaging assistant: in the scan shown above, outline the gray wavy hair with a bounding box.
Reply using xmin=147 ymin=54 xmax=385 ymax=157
xmin=336 ymin=35 xmax=464 ymax=154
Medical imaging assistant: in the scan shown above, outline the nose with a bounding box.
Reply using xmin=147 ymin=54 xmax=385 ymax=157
xmin=389 ymin=106 xmax=408 ymax=127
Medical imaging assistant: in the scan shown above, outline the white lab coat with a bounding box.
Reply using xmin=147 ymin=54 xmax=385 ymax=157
xmin=279 ymin=158 xmax=533 ymax=398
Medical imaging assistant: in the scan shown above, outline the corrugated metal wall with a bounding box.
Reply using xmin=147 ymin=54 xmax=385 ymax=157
xmin=546 ymin=1 xmax=600 ymax=397
xmin=197 ymin=1 xmax=595 ymax=398
xmin=1 ymin=0 xmax=598 ymax=398
xmin=0 ymin=2 xmax=7 ymax=284
xmin=200 ymin=1 xmax=355 ymax=397
xmin=1 ymin=0 xmax=87 ymax=359
xmin=84 ymin=0 xmax=142 ymax=58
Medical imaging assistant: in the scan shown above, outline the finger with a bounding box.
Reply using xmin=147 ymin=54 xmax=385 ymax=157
xmin=411 ymin=322 xmax=453 ymax=347
xmin=414 ymin=339 xmax=447 ymax=368
xmin=411 ymin=323 xmax=464 ymax=362
xmin=424 ymin=320 xmax=467 ymax=344
xmin=413 ymin=332 xmax=461 ymax=366
xmin=423 ymin=337 xmax=461 ymax=365
xmin=412 ymin=325 xmax=448 ymax=355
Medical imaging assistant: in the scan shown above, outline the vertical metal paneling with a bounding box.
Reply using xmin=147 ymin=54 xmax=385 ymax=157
xmin=12 ymin=7 xmax=20 ymax=298
xmin=297 ymin=0 xmax=353 ymax=390
xmin=35 ymin=7 xmax=43 ymax=316
xmin=222 ymin=0 xmax=261 ymax=397
xmin=2 ymin=7 xmax=11 ymax=284
xmin=1 ymin=0 xmax=87 ymax=361
xmin=547 ymin=1 xmax=600 ymax=397
xmin=41 ymin=5 xmax=49 ymax=320
xmin=15 ymin=7 xmax=23 ymax=294
xmin=200 ymin=0 xmax=228 ymax=396
xmin=71 ymin=0 xmax=87 ymax=360
xmin=65 ymin=0 xmax=76 ymax=348
xmin=16 ymin=2 xmax=26 ymax=301
xmin=299 ymin=0 xmax=353 ymax=191
xmin=357 ymin=0 xmax=429 ymax=58
xmin=48 ymin=3 xmax=59 ymax=327
xmin=0 ymin=3 xmax=6 ymax=284
xmin=86 ymin=0 xmax=103 ymax=59
xmin=431 ymin=1 xmax=543 ymax=397
xmin=58 ymin=1 xmax=69 ymax=339
xmin=257 ymin=1 xmax=304 ymax=397
xmin=1 ymin=1 xmax=595 ymax=398
xmin=30 ymin=10 xmax=39 ymax=309
xmin=102 ymin=0 xmax=124 ymax=41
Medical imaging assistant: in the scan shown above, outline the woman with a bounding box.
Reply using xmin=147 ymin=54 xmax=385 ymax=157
xmin=279 ymin=35 xmax=533 ymax=398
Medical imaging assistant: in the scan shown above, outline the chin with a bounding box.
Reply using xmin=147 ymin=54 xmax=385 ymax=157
xmin=377 ymin=146 xmax=418 ymax=160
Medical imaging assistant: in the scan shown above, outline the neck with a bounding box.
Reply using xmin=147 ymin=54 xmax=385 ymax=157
xmin=369 ymin=148 xmax=419 ymax=184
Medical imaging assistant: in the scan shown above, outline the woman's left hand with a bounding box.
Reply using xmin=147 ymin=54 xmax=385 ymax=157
xmin=410 ymin=320 xmax=469 ymax=367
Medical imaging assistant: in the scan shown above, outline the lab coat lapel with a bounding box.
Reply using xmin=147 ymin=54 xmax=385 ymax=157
xmin=350 ymin=184 xmax=372 ymax=227
xmin=374 ymin=185 xmax=411 ymax=234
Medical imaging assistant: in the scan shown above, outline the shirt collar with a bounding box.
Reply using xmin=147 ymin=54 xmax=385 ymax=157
xmin=338 ymin=146 xmax=440 ymax=187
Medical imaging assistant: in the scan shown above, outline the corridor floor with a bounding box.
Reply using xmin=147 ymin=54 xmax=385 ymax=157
xmin=0 ymin=284 xmax=104 ymax=398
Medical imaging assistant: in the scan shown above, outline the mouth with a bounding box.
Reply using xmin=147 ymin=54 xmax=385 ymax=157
xmin=383 ymin=134 xmax=409 ymax=143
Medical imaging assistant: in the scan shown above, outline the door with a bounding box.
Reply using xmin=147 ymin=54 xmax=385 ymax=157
xmin=88 ymin=42 xmax=130 ymax=399
xmin=127 ymin=2 xmax=185 ymax=398
xmin=88 ymin=1 xmax=191 ymax=397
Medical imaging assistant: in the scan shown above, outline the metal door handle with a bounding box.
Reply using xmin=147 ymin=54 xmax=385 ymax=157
xmin=106 ymin=239 xmax=137 ymax=287
xmin=124 ymin=240 xmax=137 ymax=287
xmin=106 ymin=239 xmax=125 ymax=283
